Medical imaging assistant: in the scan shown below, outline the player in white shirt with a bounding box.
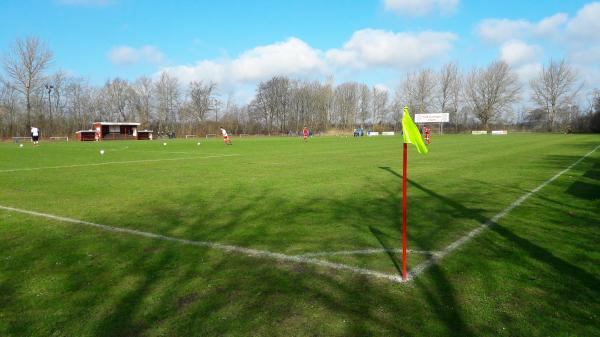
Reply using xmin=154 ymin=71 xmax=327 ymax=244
xmin=30 ymin=126 xmax=40 ymax=145
xmin=220 ymin=127 xmax=232 ymax=145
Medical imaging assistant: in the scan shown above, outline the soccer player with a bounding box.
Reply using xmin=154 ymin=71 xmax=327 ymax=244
xmin=220 ymin=127 xmax=232 ymax=145
xmin=30 ymin=126 xmax=40 ymax=145
xmin=95 ymin=126 xmax=101 ymax=141
xmin=303 ymin=127 xmax=308 ymax=142
xmin=424 ymin=126 xmax=431 ymax=145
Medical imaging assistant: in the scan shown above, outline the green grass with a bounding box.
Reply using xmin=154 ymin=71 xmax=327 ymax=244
xmin=0 ymin=134 xmax=598 ymax=336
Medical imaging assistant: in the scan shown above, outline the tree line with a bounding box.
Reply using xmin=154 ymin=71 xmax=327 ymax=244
xmin=1 ymin=37 xmax=599 ymax=138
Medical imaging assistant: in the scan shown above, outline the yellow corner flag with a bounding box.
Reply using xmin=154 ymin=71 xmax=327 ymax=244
xmin=402 ymin=106 xmax=428 ymax=155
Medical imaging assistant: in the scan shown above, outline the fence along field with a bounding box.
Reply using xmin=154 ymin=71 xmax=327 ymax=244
xmin=0 ymin=134 xmax=598 ymax=336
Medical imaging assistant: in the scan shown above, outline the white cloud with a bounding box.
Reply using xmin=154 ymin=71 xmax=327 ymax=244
xmin=158 ymin=38 xmax=327 ymax=95
xmin=534 ymin=13 xmax=568 ymax=37
xmin=515 ymin=62 xmax=543 ymax=84
xmin=477 ymin=19 xmax=533 ymax=43
xmin=500 ymin=40 xmax=543 ymax=65
xmin=477 ymin=2 xmax=600 ymax=100
xmin=326 ymin=29 xmax=456 ymax=69
xmin=477 ymin=13 xmax=568 ymax=44
xmin=569 ymin=45 xmax=600 ymax=64
xmin=383 ymin=0 xmax=459 ymax=16
xmin=56 ymin=0 xmax=113 ymax=6
xmin=567 ymin=2 xmax=600 ymax=41
xmin=159 ymin=31 xmax=456 ymax=102
xmin=373 ymin=83 xmax=391 ymax=92
xmin=230 ymin=38 xmax=326 ymax=81
xmin=108 ymin=45 xmax=165 ymax=66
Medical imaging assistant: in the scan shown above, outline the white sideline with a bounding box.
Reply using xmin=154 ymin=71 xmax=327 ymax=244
xmin=298 ymin=248 xmax=439 ymax=258
xmin=0 ymin=205 xmax=405 ymax=283
xmin=408 ymin=144 xmax=600 ymax=280
xmin=0 ymin=154 xmax=240 ymax=173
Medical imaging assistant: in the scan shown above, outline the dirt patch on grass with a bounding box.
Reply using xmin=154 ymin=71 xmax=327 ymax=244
xmin=177 ymin=292 xmax=201 ymax=311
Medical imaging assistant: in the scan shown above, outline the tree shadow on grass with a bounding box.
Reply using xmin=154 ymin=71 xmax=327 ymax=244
xmin=379 ymin=164 xmax=600 ymax=334
xmin=369 ymin=226 xmax=402 ymax=276
xmin=383 ymin=164 xmax=599 ymax=285
xmin=566 ymin=159 xmax=600 ymax=200
xmin=3 ymin=150 xmax=599 ymax=336
xmin=0 ymin=174 xmax=486 ymax=336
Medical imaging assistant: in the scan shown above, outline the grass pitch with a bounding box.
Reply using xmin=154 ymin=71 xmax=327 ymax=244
xmin=0 ymin=134 xmax=599 ymax=336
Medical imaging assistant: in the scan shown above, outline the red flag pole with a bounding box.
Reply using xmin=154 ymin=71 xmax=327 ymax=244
xmin=402 ymin=142 xmax=408 ymax=281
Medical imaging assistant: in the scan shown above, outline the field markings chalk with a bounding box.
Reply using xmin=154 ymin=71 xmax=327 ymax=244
xmin=0 ymin=205 xmax=405 ymax=284
xmin=0 ymin=154 xmax=240 ymax=173
xmin=298 ymin=248 xmax=439 ymax=258
xmin=408 ymin=144 xmax=600 ymax=280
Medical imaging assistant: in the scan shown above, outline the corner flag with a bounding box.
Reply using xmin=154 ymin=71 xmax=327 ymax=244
xmin=402 ymin=106 xmax=428 ymax=155
xmin=400 ymin=106 xmax=428 ymax=281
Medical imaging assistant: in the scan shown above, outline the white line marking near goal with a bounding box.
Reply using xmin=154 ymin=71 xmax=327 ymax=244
xmin=0 ymin=154 xmax=240 ymax=173
xmin=298 ymin=248 xmax=439 ymax=258
xmin=0 ymin=205 xmax=406 ymax=283
xmin=408 ymin=144 xmax=600 ymax=280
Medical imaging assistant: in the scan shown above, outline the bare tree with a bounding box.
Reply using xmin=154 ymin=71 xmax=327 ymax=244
xmin=372 ymin=86 xmax=389 ymax=125
xmin=437 ymin=62 xmax=463 ymax=130
xmin=316 ymin=78 xmax=334 ymax=130
xmin=530 ymin=59 xmax=581 ymax=131
xmin=2 ymin=37 xmax=53 ymax=127
xmin=358 ymin=83 xmax=370 ymax=128
xmin=131 ymin=76 xmax=154 ymax=126
xmin=254 ymin=76 xmax=290 ymax=133
xmin=188 ymin=81 xmax=217 ymax=124
xmin=46 ymin=70 xmax=69 ymax=132
xmin=64 ymin=77 xmax=96 ymax=131
xmin=390 ymin=98 xmax=403 ymax=131
xmin=154 ymin=71 xmax=181 ymax=131
xmin=464 ymin=61 xmax=520 ymax=129
xmin=333 ymin=82 xmax=359 ymax=129
xmin=415 ymin=68 xmax=436 ymax=114
xmin=0 ymin=78 xmax=20 ymax=136
xmin=101 ymin=78 xmax=131 ymax=122
xmin=398 ymin=69 xmax=435 ymax=117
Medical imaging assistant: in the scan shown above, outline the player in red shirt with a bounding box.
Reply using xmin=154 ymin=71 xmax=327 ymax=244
xmin=303 ymin=127 xmax=309 ymax=142
xmin=424 ymin=126 xmax=431 ymax=145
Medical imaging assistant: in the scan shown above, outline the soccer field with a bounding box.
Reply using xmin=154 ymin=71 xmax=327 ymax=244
xmin=1 ymin=134 xmax=599 ymax=336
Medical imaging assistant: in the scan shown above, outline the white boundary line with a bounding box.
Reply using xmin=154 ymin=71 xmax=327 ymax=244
xmin=0 ymin=205 xmax=405 ymax=283
xmin=408 ymin=144 xmax=600 ymax=280
xmin=0 ymin=154 xmax=240 ymax=173
xmin=297 ymin=248 xmax=439 ymax=258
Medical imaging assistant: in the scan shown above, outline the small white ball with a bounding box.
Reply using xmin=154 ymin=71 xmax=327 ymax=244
xmin=19 ymin=144 xmax=24 ymax=148
xmin=100 ymin=150 xmax=105 ymax=155
xmin=197 ymin=142 xmax=201 ymax=146
xmin=163 ymin=142 xmax=167 ymax=146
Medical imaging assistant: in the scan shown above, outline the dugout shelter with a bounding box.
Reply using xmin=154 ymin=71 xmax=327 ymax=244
xmin=76 ymin=122 xmax=153 ymax=141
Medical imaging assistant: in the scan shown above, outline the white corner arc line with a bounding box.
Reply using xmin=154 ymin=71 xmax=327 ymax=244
xmin=0 ymin=205 xmax=405 ymax=283
xmin=298 ymin=248 xmax=439 ymax=258
xmin=0 ymin=154 xmax=240 ymax=173
xmin=408 ymin=144 xmax=600 ymax=280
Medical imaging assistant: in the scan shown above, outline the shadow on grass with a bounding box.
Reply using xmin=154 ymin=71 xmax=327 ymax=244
xmin=369 ymin=226 xmax=402 ymax=276
xmin=566 ymin=160 xmax=600 ymax=200
xmin=0 ymin=174 xmax=483 ymax=336
xmin=2 ymin=149 xmax=599 ymax=336
xmin=379 ymin=162 xmax=600 ymax=334
xmin=381 ymin=163 xmax=600 ymax=286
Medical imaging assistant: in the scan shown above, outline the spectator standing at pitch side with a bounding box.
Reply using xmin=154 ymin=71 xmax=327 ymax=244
xmin=30 ymin=126 xmax=40 ymax=145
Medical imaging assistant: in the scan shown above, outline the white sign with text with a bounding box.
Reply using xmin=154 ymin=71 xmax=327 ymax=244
xmin=414 ymin=113 xmax=450 ymax=123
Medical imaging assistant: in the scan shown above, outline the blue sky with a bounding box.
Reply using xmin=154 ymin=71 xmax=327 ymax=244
xmin=1 ymin=0 xmax=598 ymax=102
